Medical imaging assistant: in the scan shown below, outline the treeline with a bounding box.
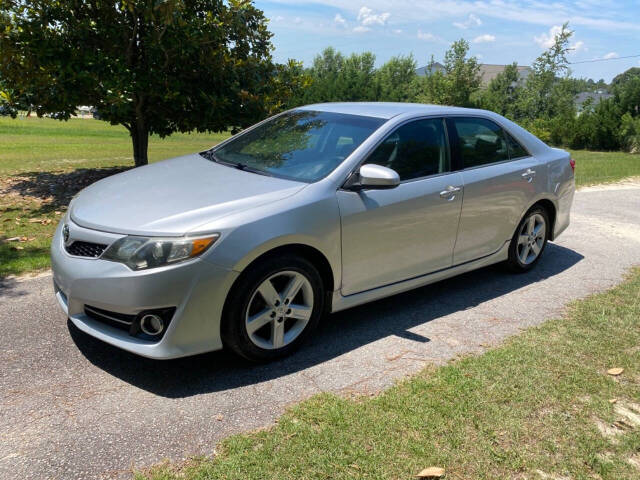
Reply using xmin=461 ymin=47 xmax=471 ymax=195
xmin=285 ymin=24 xmax=640 ymax=153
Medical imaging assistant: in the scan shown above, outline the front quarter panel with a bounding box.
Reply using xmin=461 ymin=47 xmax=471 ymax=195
xmin=199 ymin=184 xmax=342 ymax=292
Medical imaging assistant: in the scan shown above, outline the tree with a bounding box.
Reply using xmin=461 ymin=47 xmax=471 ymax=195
xmin=374 ymin=55 xmax=417 ymax=102
xmin=478 ymin=62 xmax=523 ymax=119
xmin=297 ymin=47 xmax=378 ymax=105
xmin=521 ymin=22 xmax=575 ymax=120
xmin=611 ymin=68 xmax=640 ymax=116
xmin=0 ymin=0 xmax=285 ymax=166
xmin=413 ymin=40 xmax=480 ymax=107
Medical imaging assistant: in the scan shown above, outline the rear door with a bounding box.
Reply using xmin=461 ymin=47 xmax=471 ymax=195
xmin=448 ymin=116 xmax=541 ymax=264
xmin=338 ymin=118 xmax=464 ymax=295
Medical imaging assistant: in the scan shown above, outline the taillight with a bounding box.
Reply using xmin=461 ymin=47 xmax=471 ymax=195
xmin=569 ymin=157 xmax=575 ymax=172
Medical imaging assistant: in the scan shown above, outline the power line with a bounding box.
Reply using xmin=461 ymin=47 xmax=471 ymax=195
xmin=569 ymin=53 xmax=640 ymax=64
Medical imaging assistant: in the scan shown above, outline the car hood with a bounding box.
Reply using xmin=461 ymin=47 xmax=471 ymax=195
xmin=70 ymin=154 xmax=307 ymax=236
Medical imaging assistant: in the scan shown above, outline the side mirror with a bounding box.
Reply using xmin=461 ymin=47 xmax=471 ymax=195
xmin=348 ymin=164 xmax=400 ymax=190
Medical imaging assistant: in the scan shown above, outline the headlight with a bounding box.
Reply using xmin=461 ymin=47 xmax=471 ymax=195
xmin=102 ymin=234 xmax=219 ymax=270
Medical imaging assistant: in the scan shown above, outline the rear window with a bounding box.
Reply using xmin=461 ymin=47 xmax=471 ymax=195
xmin=452 ymin=117 xmax=509 ymax=168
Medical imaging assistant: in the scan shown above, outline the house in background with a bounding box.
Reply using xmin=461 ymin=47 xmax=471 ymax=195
xmin=575 ymin=90 xmax=613 ymax=113
xmin=477 ymin=64 xmax=532 ymax=86
xmin=415 ymin=63 xmax=532 ymax=87
xmin=415 ymin=62 xmax=445 ymax=77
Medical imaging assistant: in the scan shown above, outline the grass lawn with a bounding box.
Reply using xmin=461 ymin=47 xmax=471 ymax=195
xmin=0 ymin=116 xmax=639 ymax=277
xmin=139 ymin=269 xmax=640 ymax=480
xmin=569 ymin=149 xmax=640 ymax=187
xmin=0 ymin=117 xmax=229 ymax=277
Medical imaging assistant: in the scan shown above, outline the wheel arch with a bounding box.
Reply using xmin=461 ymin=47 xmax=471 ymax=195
xmin=517 ymin=197 xmax=557 ymax=241
xmin=227 ymin=242 xmax=336 ymax=309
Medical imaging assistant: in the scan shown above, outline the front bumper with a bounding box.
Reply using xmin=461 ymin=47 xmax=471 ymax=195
xmin=51 ymin=219 xmax=238 ymax=359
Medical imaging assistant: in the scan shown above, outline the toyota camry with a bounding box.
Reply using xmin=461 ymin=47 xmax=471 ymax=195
xmin=51 ymin=103 xmax=575 ymax=361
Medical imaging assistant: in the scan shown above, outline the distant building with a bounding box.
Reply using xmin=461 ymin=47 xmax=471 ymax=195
xmin=575 ymin=90 xmax=613 ymax=113
xmin=477 ymin=64 xmax=532 ymax=86
xmin=415 ymin=63 xmax=532 ymax=87
xmin=415 ymin=62 xmax=445 ymax=76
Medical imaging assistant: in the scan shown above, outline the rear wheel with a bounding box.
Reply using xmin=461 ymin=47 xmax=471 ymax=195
xmin=221 ymin=254 xmax=324 ymax=362
xmin=506 ymin=206 xmax=549 ymax=272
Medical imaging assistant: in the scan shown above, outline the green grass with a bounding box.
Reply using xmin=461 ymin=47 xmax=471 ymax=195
xmin=0 ymin=116 xmax=229 ymax=175
xmin=570 ymin=149 xmax=640 ymax=187
xmin=139 ymin=269 xmax=640 ymax=480
xmin=0 ymin=116 xmax=229 ymax=277
xmin=1 ymin=117 xmax=639 ymax=277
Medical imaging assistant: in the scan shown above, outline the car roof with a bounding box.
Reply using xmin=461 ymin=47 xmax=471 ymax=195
xmin=295 ymin=102 xmax=488 ymax=119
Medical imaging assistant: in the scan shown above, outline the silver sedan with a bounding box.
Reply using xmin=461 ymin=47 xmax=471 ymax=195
xmin=51 ymin=103 xmax=575 ymax=361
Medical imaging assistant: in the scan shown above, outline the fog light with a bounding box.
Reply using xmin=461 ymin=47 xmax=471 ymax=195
xmin=139 ymin=314 xmax=164 ymax=336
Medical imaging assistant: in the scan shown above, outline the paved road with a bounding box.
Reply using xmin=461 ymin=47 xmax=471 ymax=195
xmin=2 ymin=182 xmax=640 ymax=480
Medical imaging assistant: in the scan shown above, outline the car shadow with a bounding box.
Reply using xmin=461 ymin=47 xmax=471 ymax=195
xmin=70 ymin=242 xmax=584 ymax=398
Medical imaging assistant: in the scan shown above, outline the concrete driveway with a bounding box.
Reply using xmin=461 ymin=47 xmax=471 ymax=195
xmin=1 ymin=181 xmax=639 ymax=480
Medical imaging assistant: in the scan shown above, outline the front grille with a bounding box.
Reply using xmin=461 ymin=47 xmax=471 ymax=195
xmin=84 ymin=305 xmax=136 ymax=333
xmin=65 ymin=241 xmax=107 ymax=258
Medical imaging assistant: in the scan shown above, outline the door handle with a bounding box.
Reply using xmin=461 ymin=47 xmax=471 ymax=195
xmin=439 ymin=185 xmax=461 ymax=200
xmin=521 ymin=169 xmax=536 ymax=182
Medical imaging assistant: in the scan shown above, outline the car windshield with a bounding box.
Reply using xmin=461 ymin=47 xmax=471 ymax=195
xmin=210 ymin=110 xmax=386 ymax=182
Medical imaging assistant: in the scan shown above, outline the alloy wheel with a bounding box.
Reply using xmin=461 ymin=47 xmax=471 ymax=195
xmin=516 ymin=213 xmax=546 ymax=265
xmin=245 ymin=270 xmax=314 ymax=350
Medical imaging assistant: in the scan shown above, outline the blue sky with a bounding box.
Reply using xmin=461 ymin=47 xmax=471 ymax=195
xmin=254 ymin=0 xmax=640 ymax=82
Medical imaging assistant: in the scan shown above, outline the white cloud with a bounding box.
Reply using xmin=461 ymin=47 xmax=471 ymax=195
xmin=534 ymin=25 xmax=564 ymax=49
xmin=453 ymin=13 xmax=481 ymax=29
xmin=417 ymin=30 xmax=436 ymax=41
xmin=273 ymin=15 xmax=284 ymax=22
xmin=473 ymin=34 xmax=495 ymax=43
xmin=393 ymin=29 xmax=403 ymax=34
xmin=603 ymin=51 xmax=619 ymax=59
xmin=353 ymin=25 xmax=371 ymax=33
xmin=334 ymin=13 xmax=347 ymax=27
xmin=357 ymin=6 xmax=390 ymax=26
xmin=570 ymin=40 xmax=586 ymax=53
xmin=293 ymin=16 xmax=303 ymax=24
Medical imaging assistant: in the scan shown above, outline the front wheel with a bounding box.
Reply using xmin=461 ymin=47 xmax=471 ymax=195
xmin=505 ymin=206 xmax=549 ymax=273
xmin=221 ymin=254 xmax=324 ymax=362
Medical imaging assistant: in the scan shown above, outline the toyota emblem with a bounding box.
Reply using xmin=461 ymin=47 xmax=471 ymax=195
xmin=62 ymin=224 xmax=70 ymax=243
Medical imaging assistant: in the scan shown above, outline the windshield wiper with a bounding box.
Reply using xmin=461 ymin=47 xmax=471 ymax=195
xmin=201 ymin=151 xmax=273 ymax=177
xmin=232 ymin=162 xmax=274 ymax=177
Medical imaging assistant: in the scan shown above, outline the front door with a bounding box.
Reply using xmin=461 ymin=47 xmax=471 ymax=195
xmin=338 ymin=118 xmax=464 ymax=296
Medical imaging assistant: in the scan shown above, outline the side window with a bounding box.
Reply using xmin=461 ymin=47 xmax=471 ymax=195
xmin=505 ymin=132 xmax=529 ymax=159
xmin=452 ymin=117 xmax=509 ymax=168
xmin=363 ymin=118 xmax=450 ymax=181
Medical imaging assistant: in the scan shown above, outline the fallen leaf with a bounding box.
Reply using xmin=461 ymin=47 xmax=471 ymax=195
xmin=610 ymin=398 xmax=618 ymax=404
xmin=6 ymin=237 xmax=20 ymax=242
xmin=28 ymin=218 xmax=42 ymax=223
xmin=3 ymin=218 xmax=12 ymax=222
xmin=54 ymin=211 xmax=62 ymax=215
xmin=608 ymin=368 xmax=624 ymax=376
xmin=417 ymin=467 xmax=445 ymax=478
xmin=215 ymin=414 xmax=224 ymax=421
xmin=14 ymin=246 xmax=24 ymax=250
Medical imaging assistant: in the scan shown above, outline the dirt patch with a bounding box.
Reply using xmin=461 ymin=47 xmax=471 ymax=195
xmin=0 ymin=167 xmax=130 ymax=209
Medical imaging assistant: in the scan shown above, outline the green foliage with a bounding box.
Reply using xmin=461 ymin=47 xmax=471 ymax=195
xmin=413 ymin=40 xmax=480 ymax=106
xmin=477 ymin=63 xmax=523 ymax=118
xmin=293 ymin=47 xmax=378 ymax=105
xmin=373 ymin=55 xmax=417 ymax=102
xmin=618 ymin=113 xmax=640 ymax=153
xmin=0 ymin=0 xmax=299 ymax=165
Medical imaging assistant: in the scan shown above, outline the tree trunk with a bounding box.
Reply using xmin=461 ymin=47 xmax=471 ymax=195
xmin=130 ymin=119 xmax=149 ymax=167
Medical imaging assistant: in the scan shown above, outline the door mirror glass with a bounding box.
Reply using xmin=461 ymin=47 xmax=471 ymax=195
xmin=356 ymin=164 xmax=400 ymax=189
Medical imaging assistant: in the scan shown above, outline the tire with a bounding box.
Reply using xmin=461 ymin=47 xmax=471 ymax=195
xmin=505 ymin=205 xmax=550 ymax=273
xmin=221 ymin=254 xmax=325 ymax=362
